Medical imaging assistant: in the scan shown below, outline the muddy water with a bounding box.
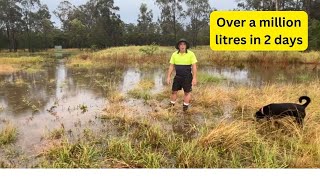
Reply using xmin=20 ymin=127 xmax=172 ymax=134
xmin=1 ymin=59 xmax=320 ymax=156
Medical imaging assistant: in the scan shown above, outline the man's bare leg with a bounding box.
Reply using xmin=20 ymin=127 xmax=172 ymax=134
xmin=170 ymin=91 xmax=178 ymax=105
xmin=183 ymin=92 xmax=191 ymax=111
xmin=183 ymin=92 xmax=191 ymax=104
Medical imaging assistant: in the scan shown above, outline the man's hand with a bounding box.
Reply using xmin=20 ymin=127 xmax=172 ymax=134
xmin=167 ymin=64 xmax=174 ymax=85
xmin=191 ymin=63 xmax=197 ymax=86
xmin=192 ymin=78 xmax=197 ymax=86
xmin=167 ymin=77 xmax=172 ymax=85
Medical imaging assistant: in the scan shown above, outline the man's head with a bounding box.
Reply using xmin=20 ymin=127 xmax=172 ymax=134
xmin=179 ymin=42 xmax=187 ymax=52
xmin=175 ymin=39 xmax=190 ymax=52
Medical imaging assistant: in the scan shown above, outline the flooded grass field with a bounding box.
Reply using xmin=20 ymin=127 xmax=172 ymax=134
xmin=1 ymin=47 xmax=320 ymax=168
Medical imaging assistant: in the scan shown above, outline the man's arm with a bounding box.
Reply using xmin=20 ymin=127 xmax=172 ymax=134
xmin=167 ymin=64 xmax=174 ymax=85
xmin=192 ymin=63 xmax=197 ymax=86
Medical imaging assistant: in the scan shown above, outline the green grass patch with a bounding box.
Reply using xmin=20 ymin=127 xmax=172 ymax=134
xmin=39 ymin=140 xmax=102 ymax=168
xmin=197 ymin=72 xmax=226 ymax=84
xmin=0 ymin=123 xmax=18 ymax=145
xmin=46 ymin=127 xmax=66 ymax=140
xmin=127 ymin=79 xmax=155 ymax=100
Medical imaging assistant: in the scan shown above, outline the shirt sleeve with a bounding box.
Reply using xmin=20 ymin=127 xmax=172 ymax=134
xmin=190 ymin=52 xmax=198 ymax=64
xmin=169 ymin=53 xmax=175 ymax=64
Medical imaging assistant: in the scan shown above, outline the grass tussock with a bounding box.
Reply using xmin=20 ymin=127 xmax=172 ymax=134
xmin=127 ymin=89 xmax=152 ymax=101
xmin=101 ymin=103 xmax=136 ymax=127
xmin=127 ymin=79 xmax=155 ymax=100
xmin=0 ymin=123 xmax=18 ymax=145
xmin=39 ymin=139 xmax=102 ymax=168
xmin=107 ymin=91 xmax=125 ymax=103
xmin=46 ymin=126 xmax=66 ymax=140
xmin=200 ymin=121 xmax=258 ymax=151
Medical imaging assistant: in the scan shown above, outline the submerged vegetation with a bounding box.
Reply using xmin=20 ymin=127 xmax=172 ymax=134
xmin=0 ymin=123 xmax=18 ymax=146
xmin=197 ymin=72 xmax=226 ymax=84
xmin=128 ymin=79 xmax=155 ymax=100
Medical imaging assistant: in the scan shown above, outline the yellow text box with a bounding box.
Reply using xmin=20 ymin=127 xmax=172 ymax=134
xmin=210 ymin=11 xmax=308 ymax=51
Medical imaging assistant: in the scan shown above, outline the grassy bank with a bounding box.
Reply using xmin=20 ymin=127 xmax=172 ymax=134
xmin=67 ymin=46 xmax=320 ymax=68
xmin=0 ymin=56 xmax=45 ymax=64
xmin=0 ymin=48 xmax=81 ymax=74
xmin=0 ymin=56 xmax=46 ymax=74
xmin=0 ymin=123 xmax=18 ymax=146
xmin=0 ymin=48 xmax=81 ymax=58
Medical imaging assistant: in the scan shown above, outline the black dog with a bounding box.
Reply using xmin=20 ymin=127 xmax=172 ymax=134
xmin=255 ymin=96 xmax=311 ymax=126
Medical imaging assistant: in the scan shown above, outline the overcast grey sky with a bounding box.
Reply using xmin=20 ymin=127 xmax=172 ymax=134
xmin=40 ymin=0 xmax=238 ymax=27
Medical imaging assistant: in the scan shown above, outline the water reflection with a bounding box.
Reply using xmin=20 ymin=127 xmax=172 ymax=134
xmin=121 ymin=68 xmax=141 ymax=93
xmin=55 ymin=60 xmax=67 ymax=99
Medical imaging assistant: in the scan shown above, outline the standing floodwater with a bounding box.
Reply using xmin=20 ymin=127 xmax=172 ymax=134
xmin=1 ymin=58 xmax=320 ymax=158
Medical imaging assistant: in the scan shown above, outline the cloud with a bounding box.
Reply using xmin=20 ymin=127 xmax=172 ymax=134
xmin=213 ymin=0 xmax=238 ymax=10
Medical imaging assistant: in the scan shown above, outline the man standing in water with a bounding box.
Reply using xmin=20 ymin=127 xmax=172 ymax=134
xmin=166 ymin=39 xmax=198 ymax=112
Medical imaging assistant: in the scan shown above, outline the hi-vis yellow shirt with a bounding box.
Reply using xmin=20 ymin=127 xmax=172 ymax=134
xmin=169 ymin=50 xmax=198 ymax=77
xmin=169 ymin=50 xmax=198 ymax=65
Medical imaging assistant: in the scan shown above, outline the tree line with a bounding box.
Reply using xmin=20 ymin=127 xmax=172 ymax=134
xmin=0 ymin=0 xmax=212 ymax=51
xmin=237 ymin=0 xmax=320 ymax=50
xmin=0 ymin=0 xmax=319 ymax=52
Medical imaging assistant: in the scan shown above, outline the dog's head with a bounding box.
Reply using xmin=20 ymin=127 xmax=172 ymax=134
xmin=255 ymin=108 xmax=265 ymax=120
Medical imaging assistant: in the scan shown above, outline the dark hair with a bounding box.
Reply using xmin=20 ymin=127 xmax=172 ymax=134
xmin=175 ymin=39 xmax=190 ymax=50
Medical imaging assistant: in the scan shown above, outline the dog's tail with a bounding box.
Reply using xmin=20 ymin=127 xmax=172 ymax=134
xmin=299 ymin=96 xmax=311 ymax=107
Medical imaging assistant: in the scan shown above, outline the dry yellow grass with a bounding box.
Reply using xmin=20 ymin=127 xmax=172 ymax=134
xmin=200 ymin=121 xmax=258 ymax=150
xmin=0 ymin=56 xmax=44 ymax=64
xmin=0 ymin=123 xmax=18 ymax=145
xmin=0 ymin=56 xmax=47 ymax=73
xmin=191 ymin=82 xmax=320 ymax=119
xmin=68 ymin=46 xmax=320 ymax=67
xmin=68 ymin=46 xmax=173 ymax=67
xmin=107 ymin=91 xmax=125 ymax=103
xmin=0 ymin=65 xmax=17 ymax=74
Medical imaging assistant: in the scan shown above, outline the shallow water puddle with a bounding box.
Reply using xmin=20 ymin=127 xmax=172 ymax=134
xmin=0 ymin=60 xmax=106 ymax=155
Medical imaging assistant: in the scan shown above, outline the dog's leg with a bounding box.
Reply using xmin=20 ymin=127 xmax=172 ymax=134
xmin=296 ymin=117 xmax=303 ymax=128
xmin=274 ymin=120 xmax=281 ymax=129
